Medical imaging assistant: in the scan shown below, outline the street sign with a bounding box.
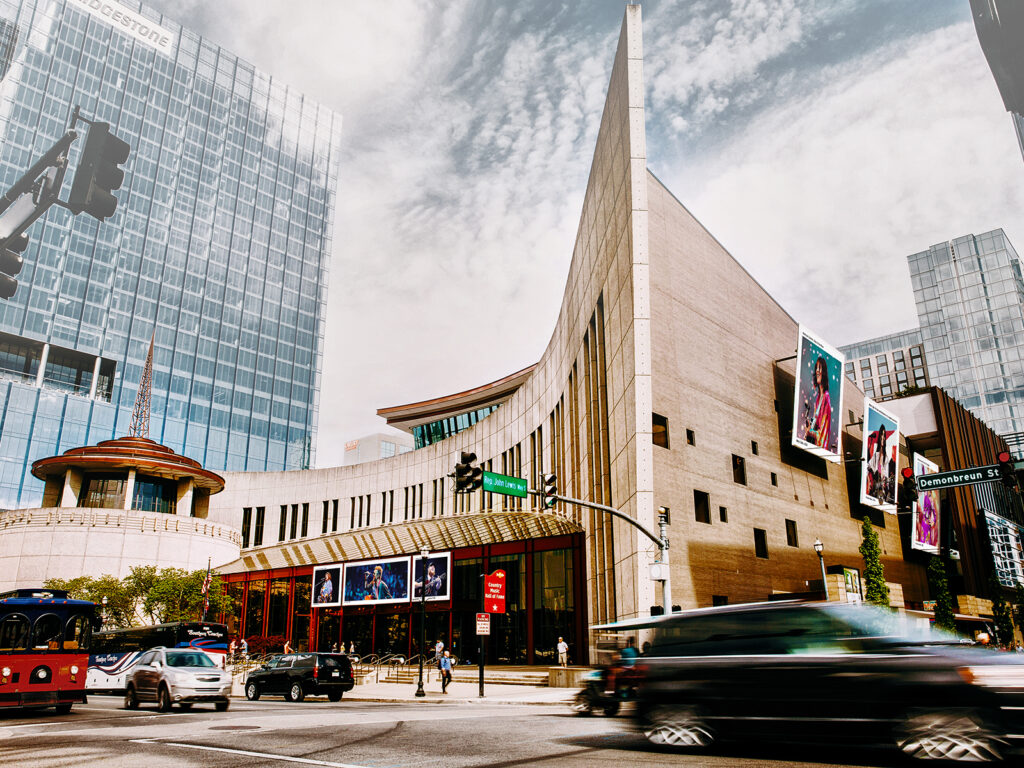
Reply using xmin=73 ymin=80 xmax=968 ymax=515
xmin=917 ymin=465 xmax=999 ymax=491
xmin=476 ymin=612 xmax=490 ymax=635
xmin=484 ymin=570 xmax=506 ymax=613
xmin=482 ymin=471 xmax=528 ymax=498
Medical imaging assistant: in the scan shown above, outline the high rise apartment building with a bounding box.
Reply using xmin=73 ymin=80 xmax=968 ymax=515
xmin=840 ymin=329 xmax=929 ymax=402
xmin=842 ymin=229 xmax=1024 ymax=439
xmin=0 ymin=0 xmax=341 ymax=506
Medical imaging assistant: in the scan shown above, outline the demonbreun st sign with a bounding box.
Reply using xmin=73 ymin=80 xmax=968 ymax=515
xmin=916 ymin=465 xmax=1000 ymax=491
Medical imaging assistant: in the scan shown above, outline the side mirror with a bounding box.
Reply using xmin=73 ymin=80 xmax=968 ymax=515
xmin=152 ymin=661 xmax=162 ymax=670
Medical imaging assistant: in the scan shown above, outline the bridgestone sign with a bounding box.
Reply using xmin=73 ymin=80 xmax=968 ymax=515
xmin=917 ymin=465 xmax=1000 ymax=491
xmin=69 ymin=0 xmax=177 ymax=57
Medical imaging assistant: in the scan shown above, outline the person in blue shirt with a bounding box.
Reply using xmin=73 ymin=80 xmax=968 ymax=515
xmin=439 ymin=650 xmax=453 ymax=693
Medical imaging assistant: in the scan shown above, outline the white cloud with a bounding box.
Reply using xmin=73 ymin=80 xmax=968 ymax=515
xmin=144 ymin=1 xmax=1023 ymax=468
xmin=660 ymin=21 xmax=1024 ymax=347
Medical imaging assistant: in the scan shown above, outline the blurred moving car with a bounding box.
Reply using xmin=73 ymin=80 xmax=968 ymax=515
xmin=123 ymin=646 xmax=231 ymax=712
xmin=630 ymin=601 xmax=1024 ymax=762
xmin=244 ymin=652 xmax=354 ymax=702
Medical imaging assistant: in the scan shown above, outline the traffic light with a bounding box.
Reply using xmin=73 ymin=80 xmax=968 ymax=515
xmin=468 ymin=460 xmax=483 ymax=492
xmin=454 ymin=451 xmax=480 ymax=493
xmin=899 ymin=466 xmax=917 ymax=514
xmin=0 ymin=233 xmax=28 ymax=300
xmin=998 ymin=451 xmax=1017 ymax=489
xmin=542 ymin=473 xmax=557 ymax=508
xmin=68 ymin=122 xmax=130 ymax=220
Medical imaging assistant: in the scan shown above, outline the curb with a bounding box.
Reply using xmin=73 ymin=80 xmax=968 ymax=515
xmin=342 ymin=695 xmax=573 ymax=706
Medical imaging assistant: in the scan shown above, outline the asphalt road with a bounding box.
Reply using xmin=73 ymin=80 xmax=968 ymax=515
xmin=0 ymin=695 xmax=935 ymax=767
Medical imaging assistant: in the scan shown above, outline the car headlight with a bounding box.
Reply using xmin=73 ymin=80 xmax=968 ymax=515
xmin=959 ymin=666 xmax=1024 ymax=688
xmin=70 ymin=665 xmax=79 ymax=675
xmin=2 ymin=667 xmax=10 ymax=676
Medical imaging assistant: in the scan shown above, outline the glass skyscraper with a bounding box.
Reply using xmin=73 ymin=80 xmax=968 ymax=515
xmin=842 ymin=229 xmax=1024 ymax=439
xmin=0 ymin=0 xmax=341 ymax=507
xmin=908 ymin=230 xmax=1024 ymax=437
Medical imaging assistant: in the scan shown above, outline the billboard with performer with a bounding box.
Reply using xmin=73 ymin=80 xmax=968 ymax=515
xmin=860 ymin=399 xmax=899 ymax=511
xmin=342 ymin=556 xmax=411 ymax=605
xmin=311 ymin=564 xmax=341 ymax=607
xmin=912 ymin=453 xmax=941 ymax=554
xmin=412 ymin=552 xmax=451 ymax=601
xmin=792 ymin=326 xmax=844 ymax=463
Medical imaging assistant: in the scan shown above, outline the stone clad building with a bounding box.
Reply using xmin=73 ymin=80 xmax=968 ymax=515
xmin=207 ymin=7 xmax=928 ymax=663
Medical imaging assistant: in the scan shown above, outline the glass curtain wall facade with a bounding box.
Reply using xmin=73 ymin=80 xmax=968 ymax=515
xmin=0 ymin=0 xmax=340 ymax=506
xmin=909 ymin=230 xmax=1024 ymax=436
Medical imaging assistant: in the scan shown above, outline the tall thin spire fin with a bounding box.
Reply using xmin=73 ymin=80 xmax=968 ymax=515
xmin=128 ymin=332 xmax=155 ymax=438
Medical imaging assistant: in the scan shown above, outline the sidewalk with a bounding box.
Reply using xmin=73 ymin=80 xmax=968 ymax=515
xmin=342 ymin=679 xmax=576 ymax=706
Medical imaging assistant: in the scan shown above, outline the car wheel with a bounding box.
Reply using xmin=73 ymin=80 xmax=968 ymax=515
xmin=54 ymin=703 xmax=72 ymax=715
xmin=287 ymin=682 xmax=305 ymax=702
xmin=603 ymin=701 xmax=621 ymax=717
xmin=642 ymin=704 xmax=715 ymax=748
xmin=124 ymin=685 xmax=139 ymax=710
xmin=215 ymin=700 xmax=230 ymax=712
xmin=178 ymin=702 xmax=193 ymax=710
xmin=571 ymin=691 xmax=594 ymax=716
xmin=245 ymin=681 xmax=260 ymax=701
xmin=895 ymin=709 xmax=1004 ymax=762
xmin=156 ymin=685 xmax=173 ymax=713
xmin=328 ymin=691 xmax=343 ymax=702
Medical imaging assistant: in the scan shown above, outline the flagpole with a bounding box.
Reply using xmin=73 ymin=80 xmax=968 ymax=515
xmin=202 ymin=557 xmax=211 ymax=621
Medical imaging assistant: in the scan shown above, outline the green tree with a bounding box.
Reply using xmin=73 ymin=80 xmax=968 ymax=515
xmin=142 ymin=567 xmax=232 ymax=623
xmin=859 ymin=516 xmax=890 ymax=607
xmin=927 ymin=556 xmax=956 ymax=632
xmin=43 ymin=574 xmax=139 ymax=629
xmin=990 ymin=573 xmax=1015 ymax=648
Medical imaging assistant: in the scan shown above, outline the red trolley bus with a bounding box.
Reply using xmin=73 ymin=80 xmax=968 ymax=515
xmin=0 ymin=588 xmax=100 ymax=714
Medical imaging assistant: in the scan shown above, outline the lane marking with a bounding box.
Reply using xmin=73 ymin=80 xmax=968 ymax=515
xmin=130 ymin=739 xmax=371 ymax=767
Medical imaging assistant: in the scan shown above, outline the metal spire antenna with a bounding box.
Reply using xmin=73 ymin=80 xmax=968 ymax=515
xmin=128 ymin=332 xmax=155 ymax=438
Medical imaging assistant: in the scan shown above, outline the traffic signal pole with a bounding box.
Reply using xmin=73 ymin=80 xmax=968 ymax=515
xmin=532 ymin=490 xmax=672 ymax=615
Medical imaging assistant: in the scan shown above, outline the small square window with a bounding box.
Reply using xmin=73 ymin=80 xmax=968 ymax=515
xmin=771 ymin=472 xmax=778 ymax=486
xmin=751 ymin=440 xmax=758 ymax=455
xmin=712 ymin=595 xmax=729 ymax=607
xmin=785 ymin=519 xmax=798 ymax=547
xmin=732 ymin=454 xmax=746 ymax=485
xmin=653 ymin=413 xmax=670 ymax=449
xmin=686 ymin=429 xmax=695 ymax=446
xmin=754 ymin=528 xmax=769 ymax=559
xmin=719 ymin=506 xmax=728 ymax=522
xmin=694 ymin=490 xmax=711 ymax=524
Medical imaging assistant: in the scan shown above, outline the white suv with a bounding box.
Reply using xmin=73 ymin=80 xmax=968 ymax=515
xmin=124 ymin=647 xmax=231 ymax=712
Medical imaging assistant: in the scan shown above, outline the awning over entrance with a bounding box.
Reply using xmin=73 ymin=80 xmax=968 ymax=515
xmin=217 ymin=510 xmax=584 ymax=574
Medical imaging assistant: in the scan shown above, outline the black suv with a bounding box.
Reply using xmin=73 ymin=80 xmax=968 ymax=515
xmin=630 ymin=601 xmax=1024 ymax=762
xmin=244 ymin=653 xmax=354 ymax=702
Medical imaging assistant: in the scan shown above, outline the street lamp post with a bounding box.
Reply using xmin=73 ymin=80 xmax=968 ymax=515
xmin=814 ymin=539 xmax=829 ymax=601
xmin=101 ymin=596 xmax=108 ymax=625
xmin=415 ymin=548 xmax=429 ymax=698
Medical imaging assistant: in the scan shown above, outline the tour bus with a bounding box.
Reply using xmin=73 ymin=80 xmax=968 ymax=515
xmin=0 ymin=588 xmax=100 ymax=714
xmin=87 ymin=621 xmax=228 ymax=692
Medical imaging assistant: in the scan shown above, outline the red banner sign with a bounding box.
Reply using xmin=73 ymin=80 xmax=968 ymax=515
xmin=484 ymin=569 xmax=506 ymax=614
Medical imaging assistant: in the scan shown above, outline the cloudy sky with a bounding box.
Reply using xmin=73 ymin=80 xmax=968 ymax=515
xmin=152 ymin=0 xmax=1024 ymax=467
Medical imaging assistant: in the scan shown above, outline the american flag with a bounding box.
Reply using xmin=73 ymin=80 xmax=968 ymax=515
xmin=201 ymin=559 xmax=211 ymax=618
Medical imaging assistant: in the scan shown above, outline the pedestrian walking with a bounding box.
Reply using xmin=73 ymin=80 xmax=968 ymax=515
xmin=434 ymin=638 xmax=444 ymax=667
xmin=439 ymin=650 xmax=453 ymax=693
xmin=557 ymin=636 xmax=569 ymax=667
xmin=283 ymin=639 xmax=293 ymax=654
xmin=240 ymin=637 xmax=248 ymax=658
xmin=349 ymin=640 xmax=355 ymax=654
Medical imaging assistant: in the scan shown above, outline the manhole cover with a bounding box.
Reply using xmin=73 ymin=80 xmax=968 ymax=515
xmin=208 ymin=725 xmax=260 ymax=731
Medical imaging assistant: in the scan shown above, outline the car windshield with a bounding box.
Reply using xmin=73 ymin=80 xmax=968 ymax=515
xmin=165 ymin=651 xmax=215 ymax=667
xmin=821 ymin=603 xmax=961 ymax=645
